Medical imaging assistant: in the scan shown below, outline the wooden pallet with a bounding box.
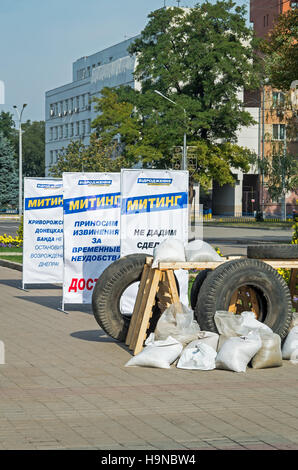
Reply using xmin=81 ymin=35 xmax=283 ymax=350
xmin=125 ymin=257 xmax=298 ymax=356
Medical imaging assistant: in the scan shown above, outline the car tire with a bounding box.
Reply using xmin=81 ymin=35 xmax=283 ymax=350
xmin=194 ymin=258 xmax=293 ymax=339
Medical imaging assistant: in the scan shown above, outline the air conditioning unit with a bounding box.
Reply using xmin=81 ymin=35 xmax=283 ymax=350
xmin=58 ymin=112 xmax=62 ymax=117
xmin=68 ymin=110 xmax=73 ymax=115
xmin=64 ymin=111 xmax=67 ymax=116
xmin=50 ymin=109 xmax=54 ymax=116
xmin=74 ymin=108 xmax=79 ymax=113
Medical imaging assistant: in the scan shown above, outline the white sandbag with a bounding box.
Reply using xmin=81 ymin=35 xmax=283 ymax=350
xmin=216 ymin=331 xmax=262 ymax=373
xmin=185 ymin=239 xmax=222 ymax=262
xmin=251 ymin=333 xmax=282 ymax=369
xmin=282 ymin=326 xmax=298 ymax=360
xmin=177 ymin=342 xmax=217 ymax=370
xmin=125 ymin=334 xmax=183 ymax=369
xmin=217 ymin=334 xmax=230 ymax=351
xmin=154 ymin=302 xmax=201 ymax=345
xmin=214 ymin=311 xmax=243 ymax=336
xmin=214 ymin=310 xmax=272 ymax=337
xmin=196 ymin=331 xmax=219 ymax=351
xmin=290 ymin=312 xmax=298 ymax=330
xmin=152 ymin=238 xmax=185 ymax=268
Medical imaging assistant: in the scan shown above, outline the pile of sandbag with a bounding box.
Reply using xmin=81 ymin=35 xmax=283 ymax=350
xmin=214 ymin=310 xmax=283 ymax=372
xmin=125 ymin=304 xmax=298 ymax=372
xmin=152 ymin=238 xmax=222 ymax=268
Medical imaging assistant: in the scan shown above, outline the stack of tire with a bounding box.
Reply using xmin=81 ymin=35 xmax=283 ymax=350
xmin=92 ymin=245 xmax=297 ymax=342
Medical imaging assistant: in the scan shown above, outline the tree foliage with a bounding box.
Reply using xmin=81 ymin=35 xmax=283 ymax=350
xmin=260 ymin=151 xmax=298 ymax=202
xmin=21 ymin=120 xmax=45 ymax=177
xmin=0 ymin=132 xmax=18 ymax=208
xmin=262 ymin=8 xmax=298 ymax=90
xmin=0 ymin=111 xmax=16 ymax=143
xmin=49 ymin=134 xmax=129 ymax=177
xmin=92 ymin=2 xmax=260 ymax=188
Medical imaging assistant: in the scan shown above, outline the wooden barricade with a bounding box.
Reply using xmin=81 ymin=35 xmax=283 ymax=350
xmin=125 ymin=257 xmax=298 ymax=356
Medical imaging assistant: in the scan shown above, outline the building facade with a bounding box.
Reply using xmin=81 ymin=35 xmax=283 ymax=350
xmin=45 ymin=37 xmax=138 ymax=175
xmin=249 ymin=0 xmax=297 ymax=217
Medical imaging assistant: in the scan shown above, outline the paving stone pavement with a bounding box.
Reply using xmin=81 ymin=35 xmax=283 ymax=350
xmin=1 ymin=266 xmax=298 ymax=451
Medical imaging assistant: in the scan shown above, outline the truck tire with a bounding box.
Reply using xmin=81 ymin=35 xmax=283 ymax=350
xmin=247 ymin=244 xmax=298 ymax=260
xmin=194 ymin=258 xmax=293 ymax=340
xmin=92 ymin=254 xmax=179 ymax=342
xmin=190 ymin=269 xmax=212 ymax=310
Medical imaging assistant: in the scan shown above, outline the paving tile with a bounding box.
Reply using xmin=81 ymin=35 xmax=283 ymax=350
xmin=1 ymin=265 xmax=298 ymax=450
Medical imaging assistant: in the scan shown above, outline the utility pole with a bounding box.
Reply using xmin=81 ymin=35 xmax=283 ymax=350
xmin=13 ymin=104 xmax=27 ymax=218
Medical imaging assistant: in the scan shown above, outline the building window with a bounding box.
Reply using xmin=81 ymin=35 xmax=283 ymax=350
xmin=266 ymin=14 xmax=269 ymax=26
xmin=82 ymin=94 xmax=85 ymax=107
xmin=69 ymin=98 xmax=73 ymax=112
xmin=54 ymin=127 xmax=58 ymax=140
xmin=76 ymin=122 xmax=80 ymax=136
xmin=64 ymin=124 xmax=68 ymax=138
xmin=50 ymin=151 xmax=53 ymax=164
xmin=272 ymin=91 xmax=285 ymax=107
xmin=70 ymin=123 xmax=74 ymax=137
xmin=49 ymin=127 xmax=53 ymax=141
xmin=76 ymin=96 xmax=79 ymax=110
xmin=272 ymin=124 xmax=285 ymax=140
xmin=82 ymin=120 xmax=85 ymax=136
xmin=87 ymin=119 xmax=91 ymax=134
xmin=59 ymin=126 xmax=63 ymax=139
xmin=291 ymin=2 xmax=298 ymax=9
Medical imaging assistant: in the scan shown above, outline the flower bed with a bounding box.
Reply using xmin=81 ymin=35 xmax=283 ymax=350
xmin=0 ymin=234 xmax=23 ymax=248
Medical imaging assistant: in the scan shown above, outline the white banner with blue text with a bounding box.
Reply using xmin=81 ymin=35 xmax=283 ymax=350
xmin=23 ymin=177 xmax=63 ymax=286
xmin=62 ymin=172 xmax=121 ymax=304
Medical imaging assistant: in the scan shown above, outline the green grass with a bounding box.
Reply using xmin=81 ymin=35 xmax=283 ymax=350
xmin=0 ymin=246 xmax=23 ymax=253
xmin=0 ymin=255 xmax=23 ymax=264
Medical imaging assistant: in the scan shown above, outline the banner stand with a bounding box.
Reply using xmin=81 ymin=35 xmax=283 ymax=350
xmin=18 ymin=281 xmax=29 ymax=292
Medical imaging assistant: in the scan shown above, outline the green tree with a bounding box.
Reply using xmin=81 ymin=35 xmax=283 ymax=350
xmin=0 ymin=111 xmax=17 ymax=143
xmin=20 ymin=120 xmax=45 ymax=177
xmin=49 ymin=133 xmax=129 ymax=177
xmin=262 ymin=8 xmax=298 ymax=90
xmin=92 ymin=2 xmax=260 ymax=187
xmin=260 ymin=151 xmax=298 ymax=203
xmin=0 ymin=132 xmax=18 ymax=208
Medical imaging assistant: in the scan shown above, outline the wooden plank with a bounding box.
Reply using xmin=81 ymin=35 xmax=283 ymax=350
xmin=158 ymin=259 xmax=298 ymax=270
xmin=133 ymin=269 xmax=162 ymax=355
xmin=125 ymin=262 xmax=150 ymax=346
xmin=249 ymin=288 xmax=259 ymax=317
xmin=166 ymin=269 xmax=180 ymax=304
xmin=228 ymin=290 xmax=239 ymax=313
xmin=129 ymin=268 xmax=156 ymax=351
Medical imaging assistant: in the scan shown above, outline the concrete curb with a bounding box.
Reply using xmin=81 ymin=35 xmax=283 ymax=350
xmin=0 ymin=259 xmax=22 ymax=272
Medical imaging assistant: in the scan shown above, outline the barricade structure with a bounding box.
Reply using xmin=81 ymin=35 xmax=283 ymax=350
xmin=126 ymin=256 xmax=298 ymax=356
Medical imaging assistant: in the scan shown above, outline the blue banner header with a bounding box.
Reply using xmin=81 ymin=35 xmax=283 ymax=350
xmin=121 ymin=191 xmax=188 ymax=215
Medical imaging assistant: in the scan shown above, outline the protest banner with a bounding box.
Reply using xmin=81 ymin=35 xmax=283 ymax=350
xmin=62 ymin=172 xmax=120 ymax=306
xmin=23 ymin=177 xmax=63 ymax=288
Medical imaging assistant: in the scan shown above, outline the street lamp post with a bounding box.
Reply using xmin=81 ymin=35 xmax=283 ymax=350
xmin=154 ymin=90 xmax=187 ymax=170
xmin=13 ymin=104 xmax=27 ymax=217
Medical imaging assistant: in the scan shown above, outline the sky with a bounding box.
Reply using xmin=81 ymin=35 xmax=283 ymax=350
xmin=0 ymin=0 xmax=250 ymax=124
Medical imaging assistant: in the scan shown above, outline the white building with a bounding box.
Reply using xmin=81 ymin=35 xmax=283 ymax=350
xmin=45 ymin=36 xmax=139 ymax=175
